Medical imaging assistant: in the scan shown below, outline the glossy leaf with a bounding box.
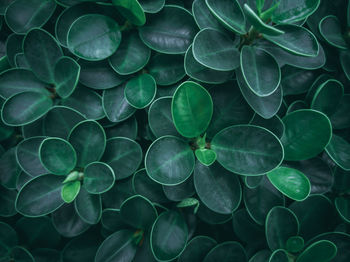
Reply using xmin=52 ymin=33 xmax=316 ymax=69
xmin=335 ymin=197 xmax=350 ymax=223
xmin=139 ymin=5 xmax=198 ymax=54
xmin=112 ymin=0 xmax=145 ymax=26
xmin=0 ymin=148 xmax=21 ymax=189
xmin=240 ymin=46 xmax=280 ymax=97
xmin=67 ymin=14 xmax=121 ymax=61
xmin=325 ymin=135 xmax=350 ymax=171
xmin=203 ymin=242 xmax=247 ymax=262
xmin=95 ymin=230 xmax=137 ymax=262
xmin=145 ymin=136 xmax=194 ymax=185
xmin=5 ymin=0 xmax=56 ymax=34
xmin=139 ymin=0 xmax=164 ymax=13
xmin=205 ymin=0 xmax=246 ymax=34
xmin=16 ymin=175 xmax=64 ymax=216
xmin=68 ymin=120 xmax=106 ymax=167
xmin=178 ymin=236 xmax=217 ymax=262
xmin=194 ymin=162 xmax=241 ymax=214
xmin=23 ymin=28 xmax=63 ymax=83
xmin=54 ymin=56 xmax=80 ymax=99
xmin=83 ymin=162 xmax=115 ymax=194
xmin=151 ymin=211 xmax=188 ymax=261
xmin=281 ymin=109 xmax=332 ymax=161
xmin=192 ymin=0 xmax=224 ymax=31
xmin=192 ymin=28 xmax=240 ymax=71
xmin=296 ymin=240 xmax=337 ymax=262
xmin=211 ymin=125 xmax=284 ymax=175
xmin=265 ymin=206 xmax=299 ymax=251
xmin=195 ymin=148 xmax=216 ymax=166
xmin=61 ymin=181 xmax=81 ymax=203
xmin=271 ymin=0 xmax=320 ymax=24
xmin=125 ymin=74 xmax=156 ymax=109
xmin=319 ymin=15 xmax=347 ymax=50
xmin=267 ymin=167 xmax=311 ymax=201
xmin=108 ymin=32 xmax=150 ymax=75
xmin=1 ymin=91 xmax=52 ymax=126
xmin=74 ymin=187 xmax=101 ymax=224
xmin=264 ymin=25 xmax=319 ymax=57
xmin=172 ymin=81 xmax=213 ymax=138
xmin=39 ymin=138 xmax=76 ymax=176
xmin=120 ymin=195 xmax=157 ymax=229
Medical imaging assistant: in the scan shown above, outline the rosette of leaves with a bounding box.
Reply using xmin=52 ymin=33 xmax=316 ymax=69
xmin=1 ymin=0 xmax=350 ymax=261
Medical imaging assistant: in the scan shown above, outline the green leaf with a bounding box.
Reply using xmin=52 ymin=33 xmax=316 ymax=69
xmin=139 ymin=0 xmax=164 ymax=13
xmin=95 ymin=230 xmax=138 ymax=262
xmin=0 ymin=148 xmax=21 ymax=189
xmin=336 ymin=197 xmax=350 ymax=226
xmin=195 ymin=148 xmax=216 ymax=166
xmin=256 ymin=0 xmax=264 ymax=13
xmin=120 ymin=195 xmax=157 ymax=229
xmin=264 ymin=25 xmax=319 ymax=57
xmin=83 ymin=162 xmax=115 ymax=194
xmin=108 ymin=32 xmax=151 ymax=75
xmin=54 ymin=56 xmax=80 ymax=99
xmin=11 ymin=246 xmax=35 ymax=262
xmin=243 ymin=176 xmax=284 ymax=225
xmin=23 ymin=28 xmax=63 ymax=84
xmin=197 ymin=201 xmax=232 ymax=224
xmin=139 ymin=5 xmax=198 ymax=54
xmin=194 ymin=162 xmax=241 ymax=214
xmin=178 ymin=236 xmax=216 ymax=262
xmin=102 ymin=137 xmax=143 ymax=180
xmin=205 ymin=0 xmax=246 ymax=34
xmin=61 ymin=86 xmax=105 ymax=120
xmin=74 ymin=187 xmax=101 ymax=224
xmin=112 ymin=0 xmax=146 ymax=26
xmin=1 ymin=91 xmax=52 ymax=126
xmin=4 ymin=0 xmax=56 ymax=34
xmin=172 ymin=81 xmax=213 ymax=138
xmin=286 ymin=236 xmax=304 ymax=253
xmin=68 ymin=120 xmax=106 ymax=167
xmin=211 ymin=125 xmax=284 ymax=175
xmin=340 ymin=50 xmax=350 ymax=81
xmin=147 ymin=53 xmax=185 ymax=86
xmin=207 ymin=80 xmax=253 ymax=137
xmin=311 ymin=79 xmax=343 ymax=116
xmin=162 ymin=175 xmax=195 ymax=202
xmin=249 ymin=250 xmax=271 ymax=262
xmin=105 ymin=115 xmax=138 ymax=140
xmin=0 ymin=185 xmax=17 ymax=217
xmin=0 ymin=68 xmax=47 ymax=99
xmin=67 ymin=14 xmax=121 ymax=61
xmin=192 ymin=28 xmax=240 ymax=71
xmin=281 ymin=65 xmax=317 ymax=96
xmin=325 ymin=134 xmax=350 ymax=171
xmin=269 ymin=249 xmax=288 ymax=262
xmin=296 ymin=240 xmax=337 ymax=262
xmin=52 ymin=203 xmax=90 ymax=237
xmin=0 ymin=222 xmax=18 ymax=251
xmin=124 ymin=74 xmax=156 ymax=109
xmin=151 ymin=211 xmax=188 ymax=261
xmin=61 ymin=181 xmax=81 ymax=203
xmin=243 ymin=4 xmax=284 ymax=36
xmin=148 ymin=97 xmax=179 ymax=138
xmin=132 ymin=169 xmax=169 ymax=204
xmin=281 ymin=109 xmax=332 ymax=161
xmin=192 ymin=0 xmax=225 ymax=31
xmin=39 ymin=137 xmax=77 ymax=176
xmin=16 ymin=136 xmax=48 ymax=177
xmin=43 ymin=106 xmax=86 ymax=139
xmin=5 ymin=33 xmax=23 ymax=67
xmin=184 ymin=45 xmax=233 ymax=84
xmin=236 ymin=69 xmax=282 ymax=119
xmin=102 ymin=84 xmax=136 ymax=123
xmin=319 ymin=15 xmax=347 ymax=50
xmin=78 ymin=59 xmax=126 ymax=90
xmin=271 ymin=0 xmax=320 ymax=24
xmin=267 ymin=167 xmax=311 ymax=201
xmin=15 ymin=174 xmax=65 ymax=217
xmin=249 ymin=114 xmax=285 ymax=139
xmin=145 ymin=136 xmax=194 ymax=185
xmin=203 ymin=242 xmax=247 ymax=262
xmin=265 ymin=206 xmax=299 ymax=251
xmin=240 ymin=46 xmax=280 ymax=97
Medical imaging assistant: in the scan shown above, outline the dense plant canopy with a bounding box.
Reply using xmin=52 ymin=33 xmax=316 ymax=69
xmin=0 ymin=0 xmax=350 ymax=261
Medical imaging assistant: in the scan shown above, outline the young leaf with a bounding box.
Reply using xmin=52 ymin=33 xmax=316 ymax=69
xmin=61 ymin=181 xmax=81 ymax=203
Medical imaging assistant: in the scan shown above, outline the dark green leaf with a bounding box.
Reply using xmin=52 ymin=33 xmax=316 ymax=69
xmin=39 ymin=137 xmax=76 ymax=176
xmin=0 ymin=185 xmax=17 ymax=217
xmin=203 ymin=242 xmax=247 ymax=262
xmin=145 ymin=136 xmax=194 ymax=185
xmin=112 ymin=0 xmax=146 ymax=26
xmin=325 ymin=134 xmax=350 ymax=171
xmin=192 ymin=0 xmax=224 ymax=31
xmin=178 ymin=236 xmax=217 ymax=262
xmin=15 ymin=174 xmax=64 ymax=216
xmin=125 ymin=74 xmax=156 ymax=109
xmin=0 ymin=148 xmax=21 ymax=189
xmin=319 ymin=15 xmax=347 ymax=50
xmin=83 ymin=162 xmax=115 ymax=194
xmin=211 ymin=125 xmax=284 ymax=175
xmin=139 ymin=5 xmax=198 ymax=54
xmin=54 ymin=56 xmax=80 ymax=99
xmin=296 ymin=240 xmax=337 ymax=262
xmin=281 ymin=109 xmax=332 ymax=161
xmin=74 ymin=187 xmax=101 ymax=224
